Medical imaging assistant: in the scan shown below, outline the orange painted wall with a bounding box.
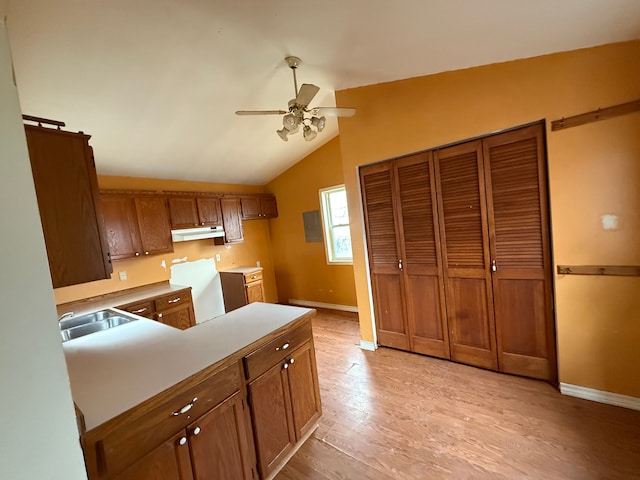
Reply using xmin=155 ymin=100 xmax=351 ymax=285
xmin=53 ymin=175 xmax=278 ymax=307
xmin=267 ymin=137 xmax=357 ymax=308
xmin=336 ymin=41 xmax=640 ymax=397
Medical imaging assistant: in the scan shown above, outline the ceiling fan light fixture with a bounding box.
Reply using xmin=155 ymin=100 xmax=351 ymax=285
xmin=282 ymin=113 xmax=297 ymax=130
xmin=276 ymin=127 xmax=289 ymax=141
xmin=303 ymin=125 xmax=317 ymax=142
xmin=311 ymin=116 xmax=326 ymax=132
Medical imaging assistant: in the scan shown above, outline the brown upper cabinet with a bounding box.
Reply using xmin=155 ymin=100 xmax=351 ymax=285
xmin=240 ymin=194 xmax=278 ymax=220
xmin=220 ymin=197 xmax=244 ymax=243
xmin=101 ymin=193 xmax=173 ymax=260
xmin=361 ymin=123 xmax=556 ymax=382
xmin=24 ymin=124 xmax=112 ymax=288
xmin=168 ymin=195 xmax=222 ymax=229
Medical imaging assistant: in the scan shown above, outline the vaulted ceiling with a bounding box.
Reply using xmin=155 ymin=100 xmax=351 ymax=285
xmin=7 ymin=0 xmax=640 ymax=185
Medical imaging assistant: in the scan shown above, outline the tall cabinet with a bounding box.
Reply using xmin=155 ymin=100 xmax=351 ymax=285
xmin=361 ymin=123 xmax=556 ymax=381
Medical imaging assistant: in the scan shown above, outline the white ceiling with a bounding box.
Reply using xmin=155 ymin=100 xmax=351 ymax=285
xmin=7 ymin=0 xmax=640 ymax=185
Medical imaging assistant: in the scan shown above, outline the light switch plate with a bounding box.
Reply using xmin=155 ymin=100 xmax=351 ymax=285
xmin=118 ymin=271 xmax=127 ymax=281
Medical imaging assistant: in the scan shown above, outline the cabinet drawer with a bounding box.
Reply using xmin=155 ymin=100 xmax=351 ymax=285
xmin=243 ymin=320 xmax=312 ymax=380
xmin=118 ymin=301 xmax=154 ymax=319
xmin=154 ymin=290 xmax=192 ymax=311
xmin=94 ymin=363 xmax=240 ymax=477
xmin=244 ymin=270 xmax=262 ymax=284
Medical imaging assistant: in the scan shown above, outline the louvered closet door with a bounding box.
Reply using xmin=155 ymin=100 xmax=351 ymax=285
xmin=434 ymin=141 xmax=498 ymax=370
xmin=394 ymin=154 xmax=450 ymax=358
xmin=483 ymin=124 xmax=556 ymax=381
xmin=360 ymin=163 xmax=409 ymax=350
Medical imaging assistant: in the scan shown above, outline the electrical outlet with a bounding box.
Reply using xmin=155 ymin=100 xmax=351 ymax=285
xmin=215 ymin=254 xmax=221 ymax=262
xmin=256 ymin=260 xmax=261 ymax=267
xmin=118 ymin=271 xmax=128 ymax=281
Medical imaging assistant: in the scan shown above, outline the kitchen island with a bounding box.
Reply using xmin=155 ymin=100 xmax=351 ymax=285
xmin=65 ymin=302 xmax=321 ymax=480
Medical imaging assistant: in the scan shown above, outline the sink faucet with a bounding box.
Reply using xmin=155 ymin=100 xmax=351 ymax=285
xmin=58 ymin=312 xmax=74 ymax=322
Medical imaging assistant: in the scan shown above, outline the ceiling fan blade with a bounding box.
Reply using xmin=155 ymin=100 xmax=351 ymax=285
xmin=295 ymin=84 xmax=320 ymax=107
xmin=314 ymin=107 xmax=357 ymax=117
xmin=235 ymin=110 xmax=287 ymax=115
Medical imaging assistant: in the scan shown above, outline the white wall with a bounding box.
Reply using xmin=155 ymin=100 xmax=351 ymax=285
xmin=0 ymin=12 xmax=88 ymax=480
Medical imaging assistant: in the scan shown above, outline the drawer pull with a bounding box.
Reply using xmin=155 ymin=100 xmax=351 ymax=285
xmin=275 ymin=342 xmax=290 ymax=352
xmin=168 ymin=297 xmax=181 ymax=304
xmin=251 ymin=275 xmax=257 ymax=279
xmin=131 ymin=307 xmax=147 ymax=314
xmin=172 ymin=397 xmax=198 ymax=416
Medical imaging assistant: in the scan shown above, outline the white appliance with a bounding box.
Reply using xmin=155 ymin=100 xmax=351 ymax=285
xmin=170 ymin=258 xmax=225 ymax=323
xmin=171 ymin=226 xmax=225 ymax=242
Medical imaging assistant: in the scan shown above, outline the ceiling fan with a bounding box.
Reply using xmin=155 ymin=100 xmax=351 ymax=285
xmin=235 ymin=56 xmax=356 ymax=142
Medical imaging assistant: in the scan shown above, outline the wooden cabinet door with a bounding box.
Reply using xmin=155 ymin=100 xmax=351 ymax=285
xmin=248 ymin=362 xmax=295 ymax=478
xmin=169 ymin=198 xmax=199 ymax=229
xmin=157 ymin=304 xmax=195 ymax=330
xmin=434 ymin=141 xmax=498 ymax=371
xmin=115 ymin=430 xmax=193 ymax=480
xmin=394 ymin=154 xmax=450 ymax=359
xmin=482 ymin=124 xmax=556 ymax=381
xmin=245 ymin=281 xmax=264 ymax=304
xmin=102 ymin=195 xmax=143 ymax=260
xmin=188 ymin=391 xmax=254 ymax=480
xmin=287 ymin=342 xmax=322 ymax=440
xmin=196 ymin=197 xmax=222 ymax=226
xmin=135 ymin=197 xmax=173 ymax=255
xmin=25 ymin=125 xmax=112 ymax=287
xmin=360 ymin=163 xmax=409 ymax=350
xmin=220 ymin=197 xmax=244 ymax=243
xmin=240 ymin=196 xmax=261 ymax=219
xmin=260 ymin=195 xmax=278 ymax=218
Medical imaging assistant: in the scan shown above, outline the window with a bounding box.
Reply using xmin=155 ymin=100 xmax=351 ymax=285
xmin=319 ymin=185 xmax=352 ymax=264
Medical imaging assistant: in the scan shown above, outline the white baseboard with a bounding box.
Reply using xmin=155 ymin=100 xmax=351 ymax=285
xmin=359 ymin=340 xmax=377 ymax=351
xmin=560 ymin=383 xmax=640 ymax=411
xmin=288 ymin=299 xmax=358 ymax=313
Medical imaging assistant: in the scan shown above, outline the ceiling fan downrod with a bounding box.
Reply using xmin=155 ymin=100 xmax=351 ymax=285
xmin=285 ymin=56 xmax=301 ymax=98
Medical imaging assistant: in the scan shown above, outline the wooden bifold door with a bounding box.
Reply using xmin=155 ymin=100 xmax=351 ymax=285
xmin=360 ymin=123 xmax=556 ymax=381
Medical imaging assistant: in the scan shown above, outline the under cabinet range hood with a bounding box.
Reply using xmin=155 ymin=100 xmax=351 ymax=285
xmin=171 ymin=226 xmax=225 ymax=242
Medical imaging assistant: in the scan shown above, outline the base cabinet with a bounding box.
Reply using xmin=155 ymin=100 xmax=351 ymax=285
xmin=244 ymin=322 xmax=321 ymax=479
xmin=81 ymin=317 xmax=320 ymax=480
xmin=221 ymin=268 xmax=265 ymax=313
xmin=117 ymin=288 xmax=196 ymax=329
xmin=115 ymin=430 xmax=193 ymax=480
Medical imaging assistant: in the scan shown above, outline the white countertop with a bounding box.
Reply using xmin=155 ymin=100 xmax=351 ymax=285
xmin=63 ymin=302 xmax=313 ymax=431
xmin=220 ymin=266 xmax=262 ymax=274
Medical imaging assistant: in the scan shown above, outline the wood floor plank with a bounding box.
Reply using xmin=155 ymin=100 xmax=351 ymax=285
xmin=277 ymin=310 xmax=640 ymax=480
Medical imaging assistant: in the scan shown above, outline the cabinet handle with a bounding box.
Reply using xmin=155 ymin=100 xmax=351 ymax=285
xmin=192 ymin=426 xmax=201 ymax=436
xmin=172 ymin=397 xmax=198 ymax=416
xmin=131 ymin=307 xmax=147 ymax=314
xmin=168 ymin=297 xmax=181 ymax=304
xmin=251 ymin=275 xmax=256 ymax=279
xmin=156 ymin=313 xmax=163 ymax=319
xmin=492 ymin=260 xmax=497 ymax=272
xmin=178 ymin=437 xmax=187 ymax=446
xmin=275 ymin=342 xmax=290 ymax=351
xmin=398 ymin=259 xmax=403 ymax=270
xmin=201 ymin=222 xmax=205 ymax=226
xmin=145 ymin=251 xmax=150 ymax=255
xmin=283 ymin=358 xmax=295 ymax=369
xmin=135 ymin=252 xmax=140 ymax=256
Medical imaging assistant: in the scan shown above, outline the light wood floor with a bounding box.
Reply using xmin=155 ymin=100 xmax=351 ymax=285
xmin=276 ymin=310 xmax=640 ymax=480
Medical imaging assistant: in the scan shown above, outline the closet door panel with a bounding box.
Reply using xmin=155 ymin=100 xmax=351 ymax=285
xmin=435 ymin=141 xmax=498 ymax=370
xmin=373 ymin=274 xmax=409 ymax=349
xmin=360 ymin=163 xmax=409 ymax=350
xmin=483 ymin=124 xmax=556 ymax=380
xmin=395 ymin=154 xmax=449 ymax=358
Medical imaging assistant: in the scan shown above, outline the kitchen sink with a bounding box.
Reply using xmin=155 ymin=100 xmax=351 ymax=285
xmin=59 ymin=309 xmax=139 ymax=342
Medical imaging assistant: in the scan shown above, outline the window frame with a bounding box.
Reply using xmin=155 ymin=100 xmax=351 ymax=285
xmin=319 ymin=184 xmax=353 ymax=265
